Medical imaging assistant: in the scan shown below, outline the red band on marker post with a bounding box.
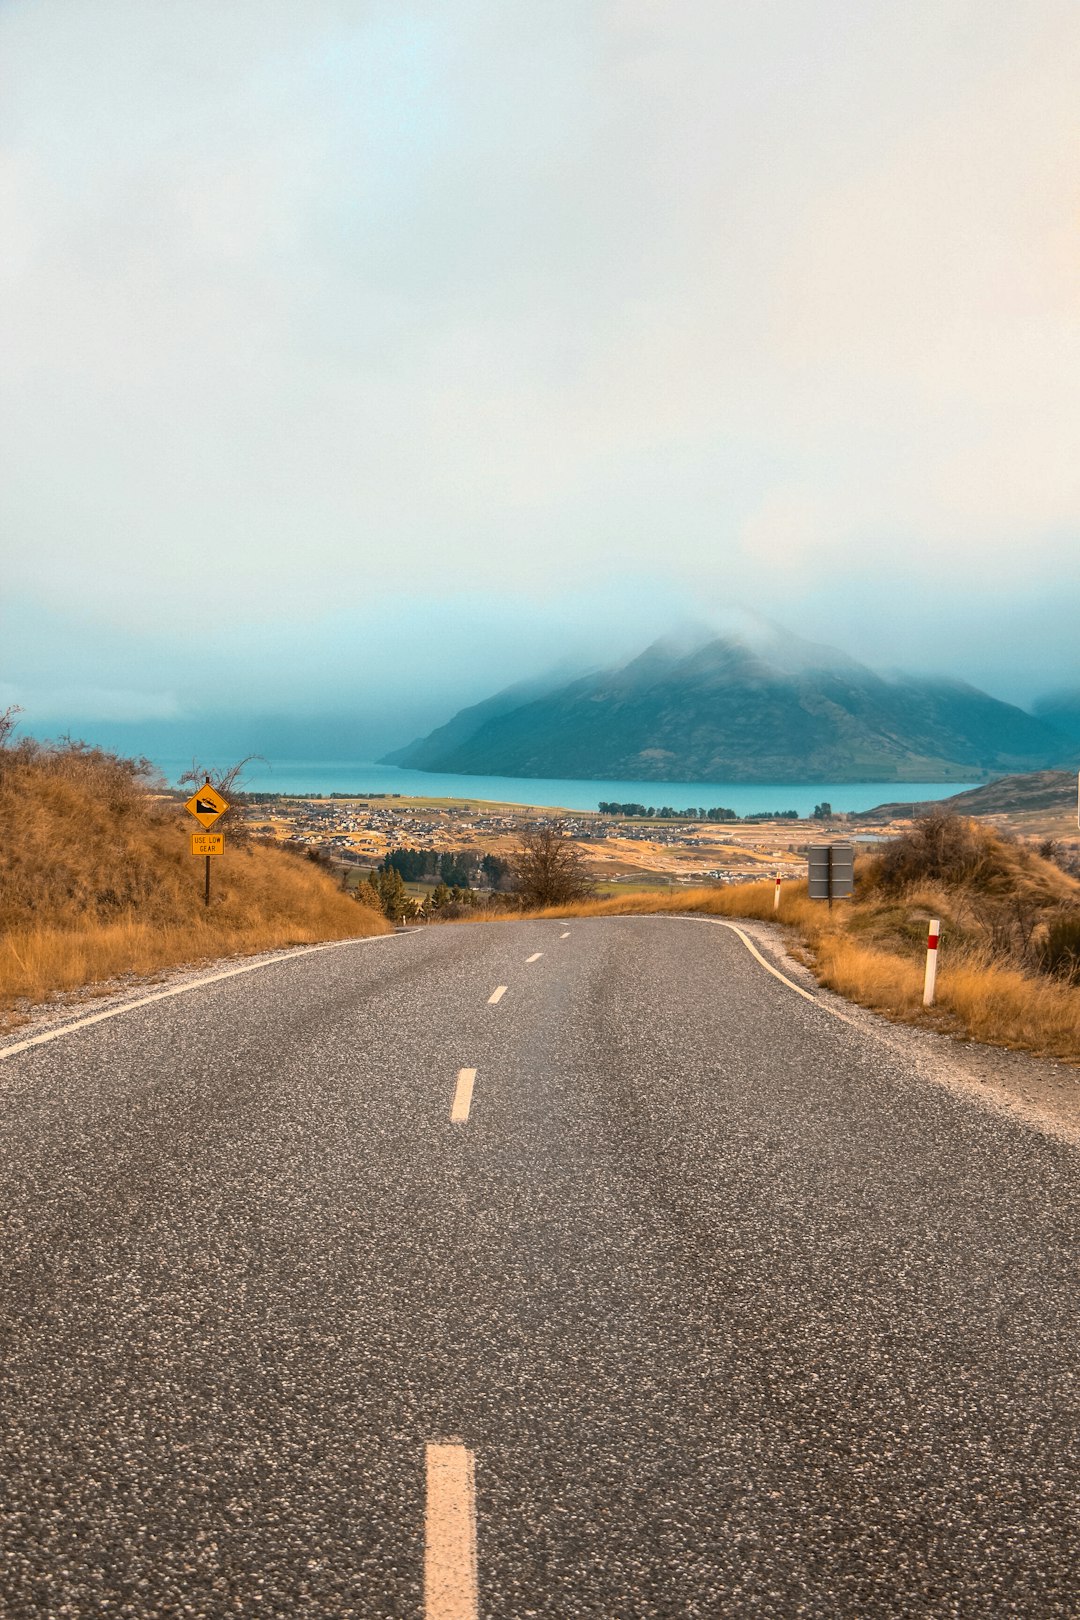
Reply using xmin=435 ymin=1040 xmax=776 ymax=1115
xmin=923 ymin=918 xmax=941 ymax=1006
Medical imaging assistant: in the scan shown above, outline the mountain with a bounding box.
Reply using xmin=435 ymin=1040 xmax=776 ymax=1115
xmin=1033 ymin=691 xmax=1080 ymax=746
xmin=381 ymin=667 xmax=589 ymax=769
xmin=385 ymin=625 xmax=1071 ymax=783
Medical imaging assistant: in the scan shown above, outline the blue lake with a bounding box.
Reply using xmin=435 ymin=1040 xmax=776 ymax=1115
xmin=152 ymin=759 xmax=976 ymax=818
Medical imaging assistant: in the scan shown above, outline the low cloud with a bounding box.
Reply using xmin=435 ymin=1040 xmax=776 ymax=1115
xmin=1 ymin=1 xmax=1076 ymax=713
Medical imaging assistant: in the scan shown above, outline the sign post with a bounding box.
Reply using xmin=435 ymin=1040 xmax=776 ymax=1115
xmin=774 ymin=872 xmax=782 ymax=911
xmin=184 ymin=782 xmax=230 ymax=907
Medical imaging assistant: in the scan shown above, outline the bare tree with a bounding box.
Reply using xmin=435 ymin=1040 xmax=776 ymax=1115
xmin=177 ymin=755 xmax=264 ymax=799
xmin=177 ymin=756 xmax=265 ymax=846
xmin=513 ymin=821 xmax=595 ymax=908
xmin=0 ymin=705 xmax=21 ymax=749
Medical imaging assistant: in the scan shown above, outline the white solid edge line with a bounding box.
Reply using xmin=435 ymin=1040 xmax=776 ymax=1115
xmin=652 ymin=914 xmax=864 ymax=1025
xmin=451 ymin=1068 xmax=476 ymax=1123
xmin=612 ymin=913 xmax=830 ymax=1008
xmin=0 ymin=934 xmax=400 ymax=1062
xmin=425 ymin=1441 xmax=478 ymax=1620
xmin=487 ymin=985 xmax=507 ymax=1004
xmin=708 ymin=920 xmax=818 ymax=1003
xmin=525 ymin=952 xmax=543 ymax=963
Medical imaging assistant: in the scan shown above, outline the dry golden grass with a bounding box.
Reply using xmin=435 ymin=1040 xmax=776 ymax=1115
xmin=0 ymin=740 xmax=389 ymax=1027
xmin=929 ymin=952 xmax=1080 ymax=1055
xmin=527 ymin=878 xmax=813 ymax=927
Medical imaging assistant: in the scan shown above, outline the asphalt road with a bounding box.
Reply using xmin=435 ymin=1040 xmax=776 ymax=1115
xmin=1 ymin=917 xmax=1077 ymax=1618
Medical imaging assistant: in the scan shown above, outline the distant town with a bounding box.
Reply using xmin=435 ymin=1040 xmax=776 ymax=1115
xmin=235 ymin=791 xmax=894 ymax=898
xmin=229 ymin=773 xmax=1079 ymax=904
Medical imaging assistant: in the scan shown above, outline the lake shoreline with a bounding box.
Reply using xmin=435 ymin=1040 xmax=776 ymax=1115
xmin=151 ymin=758 xmax=978 ymax=819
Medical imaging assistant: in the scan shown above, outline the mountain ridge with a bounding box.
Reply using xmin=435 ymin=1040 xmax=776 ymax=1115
xmin=854 ymin=770 xmax=1078 ymax=822
xmin=384 ymin=628 xmax=1072 ymax=784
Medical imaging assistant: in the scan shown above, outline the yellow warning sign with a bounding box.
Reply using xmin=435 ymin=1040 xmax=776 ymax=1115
xmin=191 ymin=832 xmax=224 ymax=857
xmin=184 ymin=782 xmax=230 ymax=829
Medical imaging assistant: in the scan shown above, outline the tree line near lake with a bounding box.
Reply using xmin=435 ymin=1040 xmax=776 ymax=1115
xmin=598 ymin=802 xmax=801 ymax=821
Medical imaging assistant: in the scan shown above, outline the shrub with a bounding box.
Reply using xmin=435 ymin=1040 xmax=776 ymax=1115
xmin=869 ymin=812 xmax=1013 ymax=894
xmin=1040 ymin=913 xmax=1080 ymax=984
xmin=513 ymin=823 xmax=594 ymax=908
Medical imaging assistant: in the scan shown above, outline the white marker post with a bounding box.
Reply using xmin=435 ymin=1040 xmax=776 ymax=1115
xmin=774 ymin=873 xmax=782 ymax=912
xmin=923 ymin=919 xmax=941 ymax=1007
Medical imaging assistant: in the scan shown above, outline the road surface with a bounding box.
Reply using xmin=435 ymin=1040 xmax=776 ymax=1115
xmin=1 ymin=917 xmax=1077 ymax=1617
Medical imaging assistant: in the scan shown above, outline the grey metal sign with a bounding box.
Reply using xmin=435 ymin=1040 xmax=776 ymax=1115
xmin=808 ymin=842 xmax=855 ymax=901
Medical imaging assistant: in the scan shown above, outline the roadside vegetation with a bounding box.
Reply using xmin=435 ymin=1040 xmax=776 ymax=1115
xmin=517 ymin=813 xmax=1080 ymax=1062
xmin=0 ymin=717 xmax=389 ymax=1029
xmin=357 ymin=824 xmax=591 ymax=921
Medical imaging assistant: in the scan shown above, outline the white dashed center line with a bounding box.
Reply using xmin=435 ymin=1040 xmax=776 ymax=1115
xmin=450 ymin=1068 xmax=476 ymax=1123
xmin=487 ymin=985 xmax=507 ymax=1004
xmin=525 ymin=952 xmax=542 ymax=963
xmin=424 ymin=1442 xmax=478 ymax=1620
xmin=560 ymin=931 xmax=571 ymax=939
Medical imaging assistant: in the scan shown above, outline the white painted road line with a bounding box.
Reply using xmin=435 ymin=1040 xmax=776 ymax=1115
xmin=643 ymin=914 xmax=863 ymax=1018
xmin=560 ymin=931 xmax=571 ymax=938
xmin=0 ymin=935 xmax=399 ymax=1063
xmin=683 ymin=917 xmax=819 ymax=1003
xmin=451 ymin=1068 xmax=476 ymax=1123
xmin=425 ymin=1442 xmax=478 ymax=1620
xmin=525 ymin=952 xmax=543 ymax=963
xmin=487 ymin=985 xmax=507 ymax=1004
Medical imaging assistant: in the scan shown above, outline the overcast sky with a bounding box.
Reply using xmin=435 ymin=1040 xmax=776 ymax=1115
xmin=3 ymin=0 xmax=1078 ymax=754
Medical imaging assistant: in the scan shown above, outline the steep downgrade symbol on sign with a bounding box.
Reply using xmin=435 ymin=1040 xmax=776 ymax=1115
xmin=183 ymin=781 xmax=230 ymax=829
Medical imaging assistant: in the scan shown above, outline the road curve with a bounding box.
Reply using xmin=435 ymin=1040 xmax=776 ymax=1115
xmin=1 ymin=917 xmax=1077 ymax=1618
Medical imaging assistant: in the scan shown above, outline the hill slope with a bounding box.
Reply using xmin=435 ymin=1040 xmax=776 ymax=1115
xmin=1034 ymin=691 xmax=1080 ymax=745
xmin=382 ymin=669 xmax=581 ymax=770
xmin=0 ymin=737 xmax=389 ymax=1024
xmin=857 ymin=769 xmax=1078 ymax=822
xmin=389 ymin=627 xmax=1067 ymax=783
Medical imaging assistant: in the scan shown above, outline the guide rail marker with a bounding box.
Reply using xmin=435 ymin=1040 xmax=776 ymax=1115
xmin=923 ymin=918 xmax=941 ymax=1007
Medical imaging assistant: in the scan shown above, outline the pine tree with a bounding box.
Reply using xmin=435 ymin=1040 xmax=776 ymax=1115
xmin=358 ymin=877 xmax=384 ymax=914
xmin=373 ymin=865 xmax=409 ymax=921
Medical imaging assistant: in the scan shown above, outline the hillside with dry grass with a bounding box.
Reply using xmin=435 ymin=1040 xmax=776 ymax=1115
xmin=523 ymin=814 xmax=1080 ymax=1062
xmin=0 ymin=730 xmax=389 ymax=1028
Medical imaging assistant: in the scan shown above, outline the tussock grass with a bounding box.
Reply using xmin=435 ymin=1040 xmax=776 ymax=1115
xmin=0 ymin=737 xmax=389 ymax=1027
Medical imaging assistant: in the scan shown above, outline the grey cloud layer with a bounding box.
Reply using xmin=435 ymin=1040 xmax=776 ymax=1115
xmin=2 ymin=0 xmax=1077 ymax=725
